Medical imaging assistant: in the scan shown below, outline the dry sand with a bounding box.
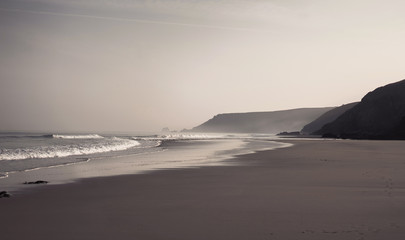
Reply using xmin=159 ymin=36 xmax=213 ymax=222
xmin=1 ymin=140 xmax=405 ymax=240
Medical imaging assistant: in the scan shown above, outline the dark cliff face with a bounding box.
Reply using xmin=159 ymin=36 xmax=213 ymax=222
xmin=316 ymin=79 xmax=405 ymax=139
xmin=191 ymin=108 xmax=333 ymax=134
xmin=301 ymin=102 xmax=359 ymax=134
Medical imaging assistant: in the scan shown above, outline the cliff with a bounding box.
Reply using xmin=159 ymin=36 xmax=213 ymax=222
xmin=191 ymin=107 xmax=333 ymax=134
xmin=301 ymin=102 xmax=359 ymax=134
xmin=315 ymin=79 xmax=405 ymax=139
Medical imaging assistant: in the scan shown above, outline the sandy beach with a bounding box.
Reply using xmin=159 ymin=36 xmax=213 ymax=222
xmin=1 ymin=140 xmax=405 ymax=240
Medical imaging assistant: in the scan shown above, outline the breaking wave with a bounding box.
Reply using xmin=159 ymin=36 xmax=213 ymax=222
xmin=50 ymin=134 xmax=104 ymax=139
xmin=0 ymin=137 xmax=140 ymax=161
xmin=133 ymin=133 xmax=225 ymax=141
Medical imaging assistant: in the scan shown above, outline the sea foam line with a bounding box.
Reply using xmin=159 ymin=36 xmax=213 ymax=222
xmin=0 ymin=158 xmax=91 ymax=180
xmin=51 ymin=134 xmax=104 ymax=139
xmin=0 ymin=138 xmax=140 ymax=161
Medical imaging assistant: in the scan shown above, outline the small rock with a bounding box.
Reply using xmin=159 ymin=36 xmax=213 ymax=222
xmin=23 ymin=180 xmax=48 ymax=185
xmin=0 ymin=191 xmax=11 ymax=198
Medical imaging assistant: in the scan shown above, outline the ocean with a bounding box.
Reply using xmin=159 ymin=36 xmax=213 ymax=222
xmin=0 ymin=132 xmax=291 ymax=191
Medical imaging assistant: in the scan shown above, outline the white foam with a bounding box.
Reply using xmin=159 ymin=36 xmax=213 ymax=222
xmin=0 ymin=138 xmax=140 ymax=161
xmin=52 ymin=134 xmax=104 ymax=139
xmin=135 ymin=133 xmax=225 ymax=141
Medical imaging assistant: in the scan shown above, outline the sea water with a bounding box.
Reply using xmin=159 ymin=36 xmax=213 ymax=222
xmin=0 ymin=133 xmax=151 ymax=177
xmin=0 ymin=132 xmax=291 ymax=191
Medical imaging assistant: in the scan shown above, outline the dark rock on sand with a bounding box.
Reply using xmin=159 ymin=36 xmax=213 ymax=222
xmin=316 ymin=79 xmax=405 ymax=140
xmin=24 ymin=180 xmax=48 ymax=185
xmin=277 ymin=131 xmax=301 ymax=136
xmin=0 ymin=191 xmax=11 ymax=198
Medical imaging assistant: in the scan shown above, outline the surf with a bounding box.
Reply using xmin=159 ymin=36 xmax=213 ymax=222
xmin=0 ymin=136 xmax=140 ymax=161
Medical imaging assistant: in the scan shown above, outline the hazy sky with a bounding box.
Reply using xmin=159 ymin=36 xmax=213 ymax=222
xmin=1 ymin=0 xmax=404 ymax=133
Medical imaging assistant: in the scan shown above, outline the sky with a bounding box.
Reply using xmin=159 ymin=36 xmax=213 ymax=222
xmin=1 ymin=0 xmax=404 ymax=133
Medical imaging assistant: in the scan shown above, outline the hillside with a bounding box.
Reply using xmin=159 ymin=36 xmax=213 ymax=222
xmin=316 ymin=79 xmax=405 ymax=139
xmin=190 ymin=108 xmax=333 ymax=134
xmin=301 ymin=102 xmax=359 ymax=134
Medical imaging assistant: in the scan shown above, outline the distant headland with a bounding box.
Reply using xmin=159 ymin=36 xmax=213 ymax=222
xmin=187 ymin=107 xmax=333 ymax=134
xmin=187 ymin=79 xmax=405 ymax=140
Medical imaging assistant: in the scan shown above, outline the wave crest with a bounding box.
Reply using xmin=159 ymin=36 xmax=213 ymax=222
xmin=134 ymin=133 xmax=225 ymax=141
xmin=51 ymin=134 xmax=104 ymax=139
xmin=0 ymin=138 xmax=139 ymax=161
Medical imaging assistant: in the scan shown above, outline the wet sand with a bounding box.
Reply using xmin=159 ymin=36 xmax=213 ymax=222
xmin=1 ymin=140 xmax=405 ymax=240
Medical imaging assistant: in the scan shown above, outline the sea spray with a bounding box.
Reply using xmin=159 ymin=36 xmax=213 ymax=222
xmin=51 ymin=134 xmax=104 ymax=139
xmin=0 ymin=137 xmax=139 ymax=161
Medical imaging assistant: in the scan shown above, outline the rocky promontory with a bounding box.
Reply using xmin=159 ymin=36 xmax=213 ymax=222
xmin=316 ymin=79 xmax=405 ymax=139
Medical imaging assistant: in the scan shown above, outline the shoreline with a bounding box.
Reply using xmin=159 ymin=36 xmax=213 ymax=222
xmin=1 ymin=140 xmax=405 ymax=239
xmin=0 ymin=138 xmax=290 ymax=193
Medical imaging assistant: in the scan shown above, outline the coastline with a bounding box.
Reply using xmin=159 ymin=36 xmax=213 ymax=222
xmin=1 ymin=139 xmax=405 ymax=239
xmin=0 ymin=137 xmax=289 ymax=192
